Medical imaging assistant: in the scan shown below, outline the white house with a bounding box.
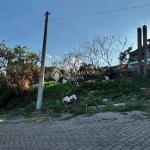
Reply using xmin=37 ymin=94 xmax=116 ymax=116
xmin=128 ymin=44 xmax=150 ymax=68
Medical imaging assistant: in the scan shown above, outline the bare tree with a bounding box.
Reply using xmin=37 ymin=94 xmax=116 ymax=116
xmin=50 ymin=35 xmax=128 ymax=81
xmin=79 ymin=35 xmax=127 ymax=69
xmin=77 ymin=35 xmax=128 ymax=79
xmin=51 ymin=52 xmax=82 ymax=73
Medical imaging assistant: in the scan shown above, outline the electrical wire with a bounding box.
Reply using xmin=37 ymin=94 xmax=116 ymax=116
xmin=3 ymin=3 xmax=150 ymax=42
xmin=49 ymin=3 xmax=150 ymax=21
xmin=4 ymin=21 xmax=44 ymax=42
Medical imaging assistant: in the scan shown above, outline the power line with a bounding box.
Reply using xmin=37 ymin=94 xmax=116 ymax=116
xmin=49 ymin=3 xmax=150 ymax=21
xmin=4 ymin=21 xmax=44 ymax=42
xmin=3 ymin=3 xmax=150 ymax=42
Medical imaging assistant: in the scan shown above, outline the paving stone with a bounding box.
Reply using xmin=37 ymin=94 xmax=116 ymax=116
xmin=1 ymin=111 xmax=150 ymax=149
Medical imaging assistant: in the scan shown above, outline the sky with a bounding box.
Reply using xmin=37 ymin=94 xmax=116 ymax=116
xmin=1 ymin=0 xmax=150 ymax=66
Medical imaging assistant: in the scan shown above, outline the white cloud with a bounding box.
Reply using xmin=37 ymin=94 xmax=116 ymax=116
xmin=47 ymin=55 xmax=52 ymax=59
xmin=56 ymin=56 xmax=60 ymax=59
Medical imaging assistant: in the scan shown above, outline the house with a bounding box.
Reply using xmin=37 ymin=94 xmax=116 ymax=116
xmin=128 ymin=44 xmax=150 ymax=68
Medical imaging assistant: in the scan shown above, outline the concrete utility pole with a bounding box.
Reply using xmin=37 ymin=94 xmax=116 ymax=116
xmin=143 ymin=25 xmax=148 ymax=76
xmin=36 ymin=11 xmax=50 ymax=110
xmin=137 ymin=27 xmax=142 ymax=74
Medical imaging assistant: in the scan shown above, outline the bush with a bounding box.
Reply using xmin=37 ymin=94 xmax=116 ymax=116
xmin=80 ymin=75 xmax=150 ymax=95
xmin=0 ymin=91 xmax=15 ymax=108
xmin=1 ymin=74 xmax=150 ymax=116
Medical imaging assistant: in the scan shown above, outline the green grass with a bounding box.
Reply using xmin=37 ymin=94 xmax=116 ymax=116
xmin=60 ymin=115 xmax=76 ymax=121
xmin=99 ymin=103 xmax=150 ymax=113
xmin=0 ymin=110 xmax=12 ymax=115
xmin=48 ymin=112 xmax=62 ymax=118
xmin=1 ymin=75 xmax=150 ymax=116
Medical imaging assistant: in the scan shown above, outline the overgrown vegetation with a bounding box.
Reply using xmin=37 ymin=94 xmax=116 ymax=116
xmin=0 ymin=44 xmax=40 ymax=102
xmin=0 ymin=38 xmax=150 ymax=117
xmin=1 ymin=74 xmax=150 ymax=116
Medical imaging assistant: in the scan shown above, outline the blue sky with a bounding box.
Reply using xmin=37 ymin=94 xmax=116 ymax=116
xmin=1 ymin=0 xmax=150 ymax=66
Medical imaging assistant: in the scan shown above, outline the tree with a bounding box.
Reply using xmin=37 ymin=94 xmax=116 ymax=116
xmin=79 ymin=35 xmax=127 ymax=70
xmin=0 ymin=44 xmax=40 ymax=95
xmin=119 ymin=47 xmax=132 ymax=68
xmin=49 ymin=35 xmax=129 ymax=81
xmin=51 ymin=52 xmax=83 ymax=74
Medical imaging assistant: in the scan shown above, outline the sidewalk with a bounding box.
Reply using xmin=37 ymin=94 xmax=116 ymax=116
xmin=0 ymin=111 xmax=150 ymax=150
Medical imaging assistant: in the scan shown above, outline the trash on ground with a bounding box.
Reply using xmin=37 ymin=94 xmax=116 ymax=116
xmin=113 ymin=103 xmax=125 ymax=107
xmin=103 ymin=99 xmax=108 ymax=102
xmin=63 ymin=94 xmax=77 ymax=103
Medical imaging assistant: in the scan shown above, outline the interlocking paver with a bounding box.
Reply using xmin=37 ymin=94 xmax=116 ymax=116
xmin=143 ymin=146 xmax=150 ymax=150
xmin=1 ymin=111 xmax=150 ymax=149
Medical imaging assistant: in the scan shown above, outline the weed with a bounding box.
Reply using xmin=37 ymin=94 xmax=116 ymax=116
xmin=48 ymin=112 xmax=62 ymax=118
xmin=1 ymin=75 xmax=150 ymax=116
xmin=61 ymin=115 xmax=76 ymax=121
xmin=0 ymin=110 xmax=12 ymax=115
xmin=120 ymin=112 xmax=128 ymax=115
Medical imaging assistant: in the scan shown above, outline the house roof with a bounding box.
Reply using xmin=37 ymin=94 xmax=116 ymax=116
xmin=129 ymin=43 xmax=150 ymax=55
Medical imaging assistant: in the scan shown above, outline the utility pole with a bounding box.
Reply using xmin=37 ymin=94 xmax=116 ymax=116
xmin=137 ymin=27 xmax=142 ymax=74
xmin=36 ymin=11 xmax=50 ymax=110
xmin=143 ymin=25 xmax=148 ymax=76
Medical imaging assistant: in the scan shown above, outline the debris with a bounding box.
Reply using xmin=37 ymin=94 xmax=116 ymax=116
xmin=69 ymin=94 xmax=77 ymax=100
xmin=105 ymin=75 xmax=109 ymax=80
xmin=103 ymin=99 xmax=108 ymax=102
xmin=88 ymin=105 xmax=106 ymax=110
xmin=87 ymin=80 xmax=95 ymax=82
xmin=90 ymin=91 xmax=95 ymax=94
xmin=62 ymin=79 xmax=68 ymax=83
xmin=0 ymin=119 xmax=4 ymax=123
xmin=141 ymin=88 xmax=150 ymax=97
xmin=63 ymin=96 xmax=70 ymax=102
xmin=113 ymin=103 xmax=125 ymax=107
xmin=63 ymin=94 xmax=77 ymax=103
